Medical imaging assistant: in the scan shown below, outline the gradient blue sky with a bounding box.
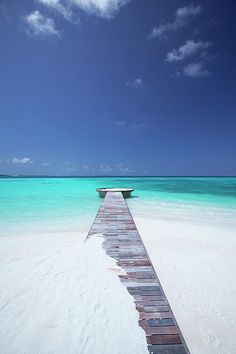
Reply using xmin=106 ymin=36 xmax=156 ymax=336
xmin=0 ymin=0 xmax=235 ymax=176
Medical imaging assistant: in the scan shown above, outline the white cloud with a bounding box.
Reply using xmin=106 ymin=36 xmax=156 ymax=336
xmin=63 ymin=161 xmax=75 ymax=165
xmin=24 ymin=10 xmax=60 ymax=37
xmin=114 ymin=120 xmax=126 ymax=126
xmin=126 ymin=78 xmax=143 ymax=88
xmin=132 ymin=122 xmax=146 ymax=129
xmin=176 ymin=4 xmax=202 ymax=22
xmin=12 ymin=157 xmax=33 ymax=164
xmin=42 ymin=162 xmax=50 ymax=166
xmin=83 ymin=164 xmax=89 ymax=171
xmin=149 ymin=4 xmax=202 ymax=39
xmin=69 ymin=0 xmax=130 ymax=19
xmin=100 ymin=163 xmax=112 ymax=173
xmin=0 ymin=4 xmax=10 ymax=20
xmin=25 ymin=0 xmax=130 ymax=39
xmin=117 ymin=163 xmax=134 ymax=173
xmin=61 ymin=161 xmax=78 ymax=171
xmin=166 ymin=40 xmax=211 ymax=62
xmin=65 ymin=167 xmax=78 ymax=172
xmin=38 ymin=0 xmax=130 ymax=21
xmin=114 ymin=119 xmax=148 ymax=129
xmin=182 ymin=62 xmax=210 ymax=78
xmin=37 ymin=0 xmax=80 ymax=24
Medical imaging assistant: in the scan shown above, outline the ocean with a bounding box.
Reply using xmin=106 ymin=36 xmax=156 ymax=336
xmin=0 ymin=177 xmax=236 ymax=236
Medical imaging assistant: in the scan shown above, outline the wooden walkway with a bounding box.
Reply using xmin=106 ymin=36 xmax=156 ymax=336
xmin=87 ymin=191 xmax=189 ymax=354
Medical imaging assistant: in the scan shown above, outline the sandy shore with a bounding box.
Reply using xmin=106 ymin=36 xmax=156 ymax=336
xmin=0 ymin=231 xmax=147 ymax=354
xmin=134 ymin=214 xmax=236 ymax=354
xmin=1 ymin=209 xmax=236 ymax=354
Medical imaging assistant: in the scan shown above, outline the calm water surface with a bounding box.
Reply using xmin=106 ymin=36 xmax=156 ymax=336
xmin=0 ymin=177 xmax=235 ymax=235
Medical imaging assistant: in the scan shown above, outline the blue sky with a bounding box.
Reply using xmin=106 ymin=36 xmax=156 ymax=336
xmin=0 ymin=0 xmax=235 ymax=176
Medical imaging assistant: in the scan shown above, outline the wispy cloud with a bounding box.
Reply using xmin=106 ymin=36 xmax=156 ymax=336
xmin=166 ymin=39 xmax=212 ymax=63
xmin=64 ymin=167 xmax=78 ymax=172
xmin=83 ymin=164 xmax=89 ymax=171
xmin=24 ymin=10 xmax=60 ymax=37
xmin=114 ymin=120 xmax=126 ymax=127
xmin=37 ymin=0 xmax=130 ymax=22
xmin=63 ymin=161 xmax=75 ymax=165
xmin=68 ymin=0 xmax=130 ymax=19
xmin=37 ymin=0 xmax=80 ymax=25
xmin=114 ymin=119 xmax=148 ymax=129
xmin=12 ymin=157 xmax=33 ymax=164
xmin=166 ymin=39 xmax=213 ymax=78
xmin=126 ymin=78 xmax=143 ymax=88
xmin=100 ymin=163 xmax=112 ymax=173
xmin=182 ymin=62 xmax=210 ymax=78
xmin=42 ymin=162 xmax=50 ymax=166
xmin=24 ymin=0 xmax=130 ymax=39
xmin=117 ymin=163 xmax=134 ymax=173
xmin=149 ymin=4 xmax=202 ymax=39
xmin=132 ymin=122 xmax=146 ymax=129
xmin=61 ymin=160 xmax=78 ymax=172
xmin=0 ymin=4 xmax=10 ymax=20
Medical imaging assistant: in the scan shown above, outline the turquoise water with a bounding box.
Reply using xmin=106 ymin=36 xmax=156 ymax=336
xmin=0 ymin=177 xmax=236 ymax=235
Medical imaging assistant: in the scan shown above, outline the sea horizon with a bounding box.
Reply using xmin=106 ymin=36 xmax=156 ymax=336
xmin=1 ymin=176 xmax=235 ymax=236
xmin=1 ymin=175 xmax=236 ymax=178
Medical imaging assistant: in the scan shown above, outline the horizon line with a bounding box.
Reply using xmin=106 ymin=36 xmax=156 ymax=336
xmin=0 ymin=175 xmax=235 ymax=178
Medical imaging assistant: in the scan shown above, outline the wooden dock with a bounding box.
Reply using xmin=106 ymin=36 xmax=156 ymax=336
xmin=87 ymin=191 xmax=189 ymax=354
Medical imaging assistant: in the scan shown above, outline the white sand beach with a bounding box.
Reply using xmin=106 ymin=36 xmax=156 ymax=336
xmin=0 ymin=231 xmax=147 ymax=354
xmin=135 ymin=214 xmax=236 ymax=354
xmin=0 ymin=208 xmax=236 ymax=354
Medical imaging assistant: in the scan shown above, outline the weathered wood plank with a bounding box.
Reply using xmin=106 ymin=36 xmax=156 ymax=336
xmin=147 ymin=334 xmax=182 ymax=345
xmin=139 ymin=312 xmax=173 ymax=320
xmin=146 ymin=327 xmax=179 ymax=335
xmin=147 ymin=318 xmax=175 ymax=327
xmin=148 ymin=344 xmax=187 ymax=354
